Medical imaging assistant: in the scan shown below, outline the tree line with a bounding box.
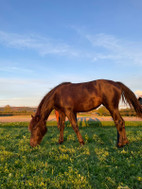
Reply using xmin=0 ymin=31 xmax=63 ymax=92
xmin=0 ymin=105 xmax=36 ymax=116
xmin=0 ymin=105 xmax=138 ymax=117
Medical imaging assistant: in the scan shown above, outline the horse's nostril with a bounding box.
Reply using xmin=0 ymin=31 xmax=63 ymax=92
xmin=30 ymin=143 xmax=36 ymax=147
xmin=30 ymin=140 xmax=36 ymax=147
xmin=30 ymin=142 xmax=34 ymax=147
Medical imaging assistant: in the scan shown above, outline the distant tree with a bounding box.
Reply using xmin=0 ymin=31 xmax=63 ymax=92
xmin=97 ymin=106 xmax=110 ymax=116
xmin=4 ymin=105 xmax=12 ymax=112
xmin=120 ymin=108 xmax=136 ymax=116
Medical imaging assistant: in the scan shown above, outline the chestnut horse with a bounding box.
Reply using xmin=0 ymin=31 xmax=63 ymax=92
xmin=29 ymin=79 xmax=142 ymax=148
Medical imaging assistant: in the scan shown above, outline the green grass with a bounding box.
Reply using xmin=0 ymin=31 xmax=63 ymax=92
xmin=0 ymin=121 xmax=142 ymax=189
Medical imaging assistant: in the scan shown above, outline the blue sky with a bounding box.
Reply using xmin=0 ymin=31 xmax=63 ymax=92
xmin=0 ymin=0 xmax=142 ymax=106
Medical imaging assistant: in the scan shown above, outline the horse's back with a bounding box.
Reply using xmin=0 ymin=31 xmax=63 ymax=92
xmin=56 ymin=79 xmax=121 ymax=97
xmin=54 ymin=79 xmax=121 ymax=112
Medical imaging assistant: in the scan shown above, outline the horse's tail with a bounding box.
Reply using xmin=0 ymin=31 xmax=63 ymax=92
xmin=117 ymin=82 xmax=142 ymax=117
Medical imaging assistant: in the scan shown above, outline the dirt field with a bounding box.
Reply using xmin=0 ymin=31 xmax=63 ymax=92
xmin=0 ymin=115 xmax=142 ymax=123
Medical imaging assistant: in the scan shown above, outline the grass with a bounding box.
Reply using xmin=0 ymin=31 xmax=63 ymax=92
xmin=0 ymin=121 xmax=142 ymax=189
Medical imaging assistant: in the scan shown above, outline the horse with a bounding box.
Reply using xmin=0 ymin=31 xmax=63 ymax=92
xmin=29 ymin=79 xmax=142 ymax=148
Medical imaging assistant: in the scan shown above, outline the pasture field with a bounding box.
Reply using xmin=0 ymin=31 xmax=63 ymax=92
xmin=0 ymin=121 xmax=142 ymax=189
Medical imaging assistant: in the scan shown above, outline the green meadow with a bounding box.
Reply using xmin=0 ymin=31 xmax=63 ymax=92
xmin=0 ymin=121 xmax=142 ymax=189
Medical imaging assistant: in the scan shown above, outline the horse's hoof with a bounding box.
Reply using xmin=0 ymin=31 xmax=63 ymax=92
xmin=117 ymin=138 xmax=129 ymax=148
xmin=80 ymin=141 xmax=85 ymax=145
xmin=117 ymin=143 xmax=123 ymax=148
xmin=123 ymin=140 xmax=129 ymax=145
xmin=117 ymin=142 xmax=129 ymax=148
xmin=58 ymin=140 xmax=64 ymax=144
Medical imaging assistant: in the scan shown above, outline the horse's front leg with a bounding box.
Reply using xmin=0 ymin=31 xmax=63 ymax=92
xmin=58 ymin=112 xmax=65 ymax=144
xmin=114 ymin=116 xmax=129 ymax=147
xmin=66 ymin=110 xmax=84 ymax=145
xmin=109 ymin=108 xmax=129 ymax=147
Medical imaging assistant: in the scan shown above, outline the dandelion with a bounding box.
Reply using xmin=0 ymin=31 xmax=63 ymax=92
xmin=120 ymin=149 xmax=127 ymax=154
xmin=8 ymin=173 xmax=12 ymax=177
xmin=117 ymin=184 xmax=130 ymax=189
xmin=137 ymin=177 xmax=142 ymax=181
xmin=85 ymin=134 xmax=89 ymax=141
xmin=28 ymin=182 xmax=33 ymax=186
xmin=39 ymin=182 xmax=45 ymax=187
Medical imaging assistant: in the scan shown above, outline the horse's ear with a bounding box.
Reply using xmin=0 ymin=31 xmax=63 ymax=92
xmin=35 ymin=115 xmax=40 ymax=122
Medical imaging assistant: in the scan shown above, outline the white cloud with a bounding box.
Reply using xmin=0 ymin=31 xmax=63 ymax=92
xmin=85 ymin=33 xmax=142 ymax=65
xmin=69 ymin=26 xmax=142 ymax=65
xmin=135 ymin=90 xmax=142 ymax=97
xmin=86 ymin=33 xmax=121 ymax=51
xmin=0 ymin=31 xmax=79 ymax=57
xmin=0 ymin=66 xmax=33 ymax=73
xmin=1 ymin=30 xmax=142 ymax=66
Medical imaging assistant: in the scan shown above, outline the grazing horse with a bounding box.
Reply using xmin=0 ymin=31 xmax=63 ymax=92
xmin=29 ymin=79 xmax=142 ymax=148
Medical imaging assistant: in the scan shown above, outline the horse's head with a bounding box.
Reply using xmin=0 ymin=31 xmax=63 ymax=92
xmin=29 ymin=115 xmax=47 ymax=147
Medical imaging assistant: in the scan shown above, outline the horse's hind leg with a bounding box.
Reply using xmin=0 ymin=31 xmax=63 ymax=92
xmin=65 ymin=110 xmax=84 ymax=145
xmin=58 ymin=112 xmax=66 ymax=144
xmin=110 ymin=109 xmax=129 ymax=147
xmin=55 ymin=110 xmax=60 ymax=130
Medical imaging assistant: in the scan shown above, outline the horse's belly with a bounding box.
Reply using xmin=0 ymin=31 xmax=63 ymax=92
xmin=73 ymin=98 xmax=101 ymax=112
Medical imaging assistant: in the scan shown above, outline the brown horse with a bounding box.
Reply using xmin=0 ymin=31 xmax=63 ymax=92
xmin=29 ymin=79 xmax=142 ymax=148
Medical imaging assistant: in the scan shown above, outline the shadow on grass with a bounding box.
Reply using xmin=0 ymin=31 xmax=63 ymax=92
xmin=65 ymin=118 xmax=103 ymax=128
xmin=78 ymin=117 xmax=102 ymax=127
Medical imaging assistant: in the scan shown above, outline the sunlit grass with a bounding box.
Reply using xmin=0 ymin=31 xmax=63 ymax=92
xmin=0 ymin=121 xmax=142 ymax=188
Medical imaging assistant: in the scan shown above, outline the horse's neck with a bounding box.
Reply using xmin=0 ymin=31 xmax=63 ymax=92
xmin=42 ymin=105 xmax=53 ymax=121
xmin=38 ymin=97 xmax=54 ymax=121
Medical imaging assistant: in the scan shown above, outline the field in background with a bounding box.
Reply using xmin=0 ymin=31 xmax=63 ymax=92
xmin=0 ymin=114 xmax=142 ymax=123
xmin=0 ymin=105 xmax=140 ymax=117
xmin=0 ymin=121 xmax=142 ymax=188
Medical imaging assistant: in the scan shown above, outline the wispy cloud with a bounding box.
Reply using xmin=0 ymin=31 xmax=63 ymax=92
xmin=86 ymin=33 xmax=121 ymax=51
xmin=0 ymin=31 xmax=79 ymax=57
xmin=85 ymin=33 xmax=142 ymax=65
xmin=135 ymin=90 xmax=142 ymax=97
xmin=0 ymin=66 xmax=33 ymax=73
xmin=1 ymin=30 xmax=142 ymax=66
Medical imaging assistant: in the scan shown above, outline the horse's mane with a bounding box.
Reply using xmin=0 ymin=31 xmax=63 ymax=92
xmin=35 ymin=82 xmax=71 ymax=116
